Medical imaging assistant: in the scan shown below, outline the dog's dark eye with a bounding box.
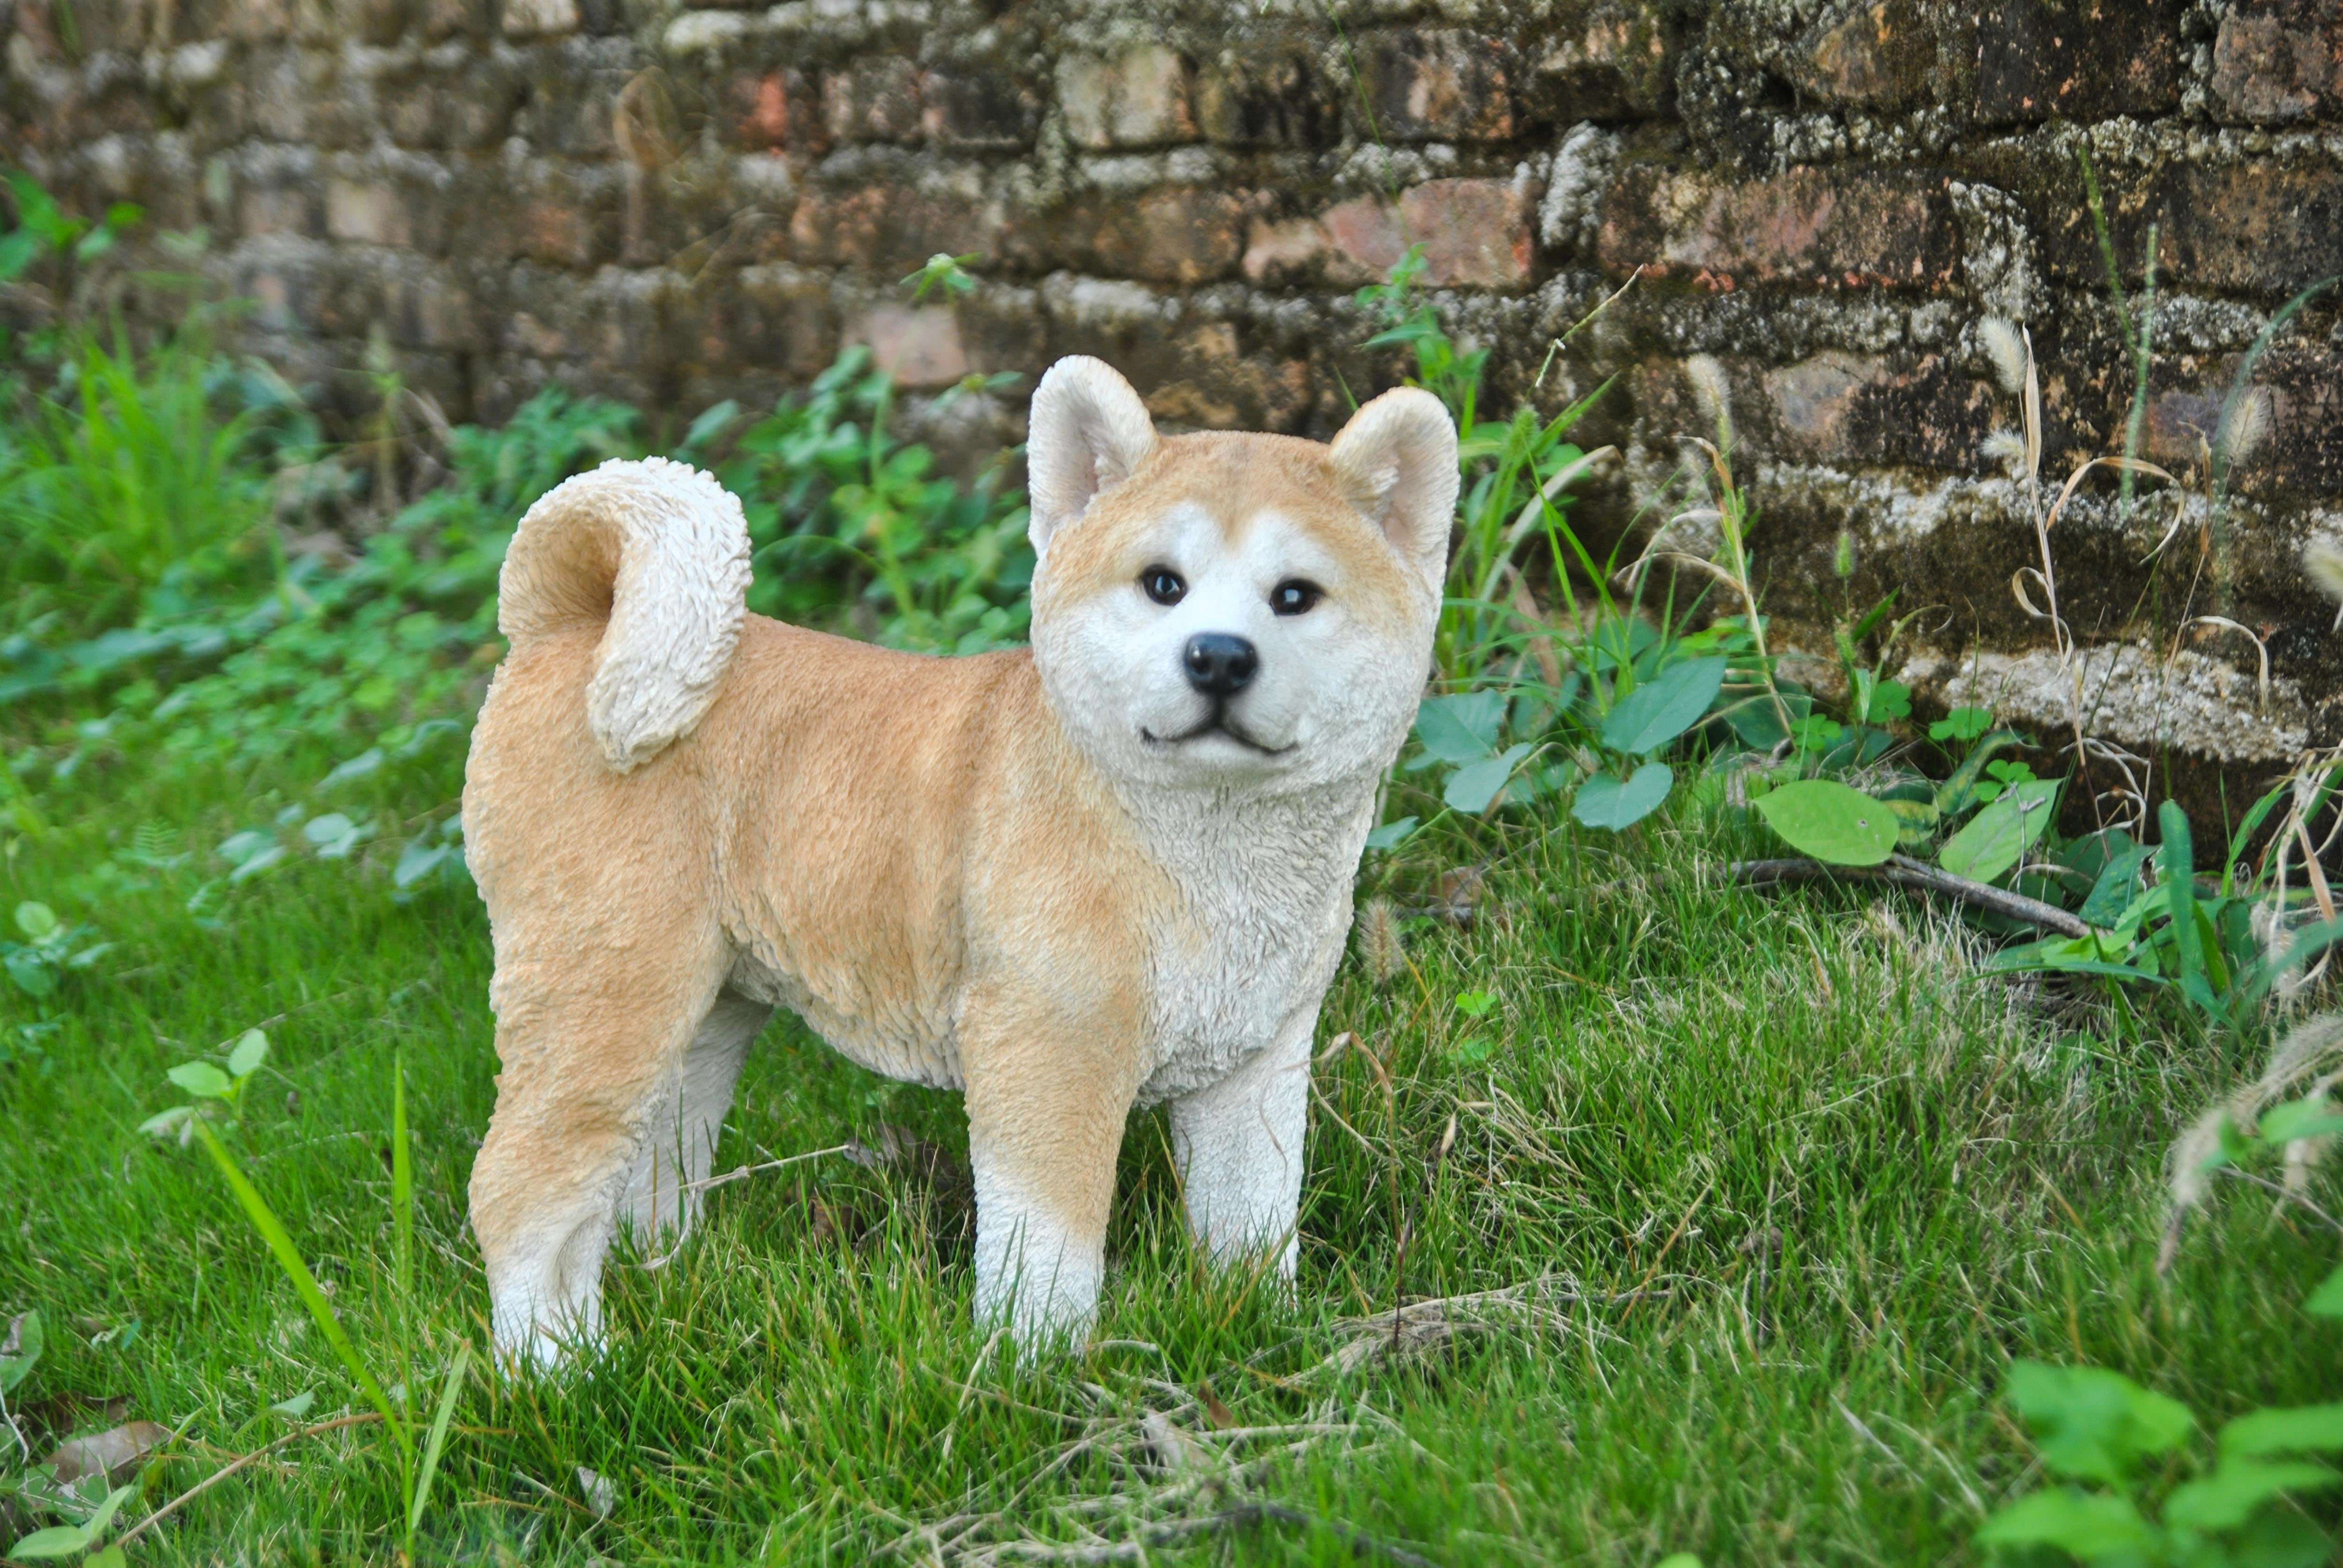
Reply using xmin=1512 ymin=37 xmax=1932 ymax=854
xmin=1141 ymin=567 xmax=1186 ymax=606
xmin=1269 ymin=580 xmax=1322 ymax=617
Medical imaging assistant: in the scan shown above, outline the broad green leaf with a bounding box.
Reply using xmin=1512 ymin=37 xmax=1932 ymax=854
xmin=1572 ymin=762 xmax=1673 ymax=832
xmin=1444 ymin=743 xmax=1534 ymax=813
xmin=5 ymin=952 xmax=54 ymax=998
xmin=1882 ymin=795 xmax=1940 ymax=848
xmin=1363 ymin=817 xmax=1417 ymax=852
xmin=2164 ymin=1458 xmax=2339 ymax=1532
xmin=1975 ymin=1487 xmax=2153 ymax=1556
xmin=1599 ymin=656 xmax=1727 ymax=757
xmin=318 ymin=749 xmax=384 ymax=789
xmin=6 ymin=1524 xmax=100 ymax=1560
xmin=1454 ymin=990 xmax=1497 ymax=1018
xmin=2306 ymin=1265 xmax=2343 ymax=1320
xmin=0 ymin=1308 xmax=41 ymax=1392
xmin=226 ymin=1029 xmax=269 ymax=1080
xmin=216 ymin=829 xmax=274 ymax=865
xmin=2224 ymin=1506 xmax=2334 ymax=1568
xmin=2223 ymin=1405 xmax=2343 ymax=1459
xmin=1413 ymin=692 xmax=1506 ymax=764
xmin=14 ymin=902 xmax=58 ymax=943
xmin=271 ymin=1389 xmax=316 ymax=1419
xmin=302 ymin=813 xmax=362 ymax=858
xmin=167 ymin=1062 xmax=234 ymax=1100
xmin=228 ymin=845 xmax=288 ymax=884
xmin=1752 ymin=780 xmax=1897 ymax=866
xmin=2257 ymin=1097 xmax=2343 ymax=1146
xmin=2006 ymin=1360 xmax=2194 ymax=1484
xmin=136 ymin=1106 xmax=193 ymax=1141
xmin=1938 ymin=779 xmax=2059 ymax=883
xmin=2080 ymin=845 xmax=2155 ymax=928
xmin=394 ymin=842 xmax=453 ymax=888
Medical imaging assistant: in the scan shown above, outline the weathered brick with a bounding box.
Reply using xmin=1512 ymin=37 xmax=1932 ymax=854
xmin=824 ymin=56 xmax=922 ymax=145
xmin=728 ymin=68 xmax=825 ymax=154
xmin=668 ymin=263 xmax=835 ymax=377
xmin=1527 ymin=2 xmax=1671 ymax=119
xmin=2211 ymin=1 xmax=2343 ymax=124
xmin=1241 ymin=216 xmax=1328 ymax=286
xmin=500 ymin=0 xmax=575 ymax=37
xmin=2153 ymin=162 xmax=2343 ymax=294
xmin=856 ymin=305 xmax=969 ymax=387
xmin=1356 ymin=30 xmax=1512 ymax=143
xmin=1140 ymin=321 xmax=1310 ymax=430
xmin=1598 ymin=165 xmax=1960 ymax=290
xmin=1974 ymin=0 xmax=2186 ymax=125
xmin=1794 ymin=0 xmax=1932 ymax=107
xmin=1085 ymin=187 xmax=1246 ymax=285
xmin=1399 ymin=178 xmax=1532 ymax=289
xmin=1321 ymin=197 xmax=1406 ymax=285
xmin=324 ymin=178 xmax=409 ymax=244
xmin=790 ymin=186 xmax=998 ymax=271
xmin=1058 ymin=46 xmax=1196 ymax=149
xmin=919 ymin=69 xmax=1040 ymax=149
xmin=222 ymin=0 xmax=293 ymax=43
xmin=1196 ymin=49 xmax=1331 ymax=147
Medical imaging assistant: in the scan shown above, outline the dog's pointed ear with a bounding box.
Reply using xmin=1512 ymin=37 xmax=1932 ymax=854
xmin=1026 ymin=357 xmax=1158 ymax=559
xmin=1327 ymin=388 xmax=1459 ymax=595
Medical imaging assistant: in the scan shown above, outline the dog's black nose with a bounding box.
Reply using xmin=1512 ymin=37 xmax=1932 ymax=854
xmin=1182 ymin=633 xmax=1258 ymax=697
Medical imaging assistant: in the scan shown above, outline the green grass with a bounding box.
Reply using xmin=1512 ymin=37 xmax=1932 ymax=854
xmin=3 ymin=713 xmax=2335 ymax=1566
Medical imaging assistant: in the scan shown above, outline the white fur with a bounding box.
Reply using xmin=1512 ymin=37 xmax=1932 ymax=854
xmin=971 ymin=1152 xmax=1109 ymax=1345
xmin=1169 ymin=1001 xmax=1318 ymax=1274
xmin=1026 ymin=356 xmax=1158 ymax=560
xmin=504 ymin=456 xmax=754 ymax=772
xmin=1327 ymin=389 xmax=1460 ymax=597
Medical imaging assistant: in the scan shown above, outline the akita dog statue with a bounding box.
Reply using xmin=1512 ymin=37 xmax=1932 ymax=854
xmin=463 ymin=357 xmax=1456 ymax=1364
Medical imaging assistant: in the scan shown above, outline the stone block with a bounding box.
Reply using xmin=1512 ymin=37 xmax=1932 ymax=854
xmin=2212 ymin=1 xmax=2343 ymax=124
xmin=1399 ymin=178 xmax=1533 ymax=289
xmin=1529 ymin=2 xmax=1671 ymax=120
xmin=1598 ymin=164 xmax=1960 ymax=290
xmin=1974 ymin=0 xmax=2186 ymax=125
xmin=1196 ymin=49 xmax=1332 ymax=147
xmin=825 ymin=55 xmax=923 ymax=144
xmin=790 ymin=186 xmax=999 ymax=271
xmin=1058 ymin=46 xmax=1196 ymax=149
xmin=1321 ymin=196 xmax=1407 ymax=285
xmin=325 ymin=178 xmax=410 ymax=245
xmin=919 ymin=69 xmax=1040 ymax=149
xmin=222 ymin=0 xmax=293 ymax=42
xmin=854 ymin=304 xmax=968 ymax=387
xmin=1356 ymin=29 xmax=1512 ymax=143
xmin=1242 ymin=215 xmax=1329 ymax=286
xmin=1140 ymin=320 xmax=1310 ymax=431
xmin=1794 ymin=0 xmax=1933 ymax=107
xmin=1086 ymin=187 xmax=1246 ymax=285
xmin=2153 ymin=162 xmax=2343 ymax=296
xmin=729 ymin=69 xmax=826 ymax=154
xmin=500 ymin=0 xmax=577 ymax=38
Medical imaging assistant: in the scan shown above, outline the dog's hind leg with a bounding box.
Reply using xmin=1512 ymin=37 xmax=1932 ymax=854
xmin=620 ymin=989 xmax=771 ymax=1250
xmin=1167 ymin=1004 xmax=1315 ymax=1280
xmin=469 ymin=926 xmax=731 ymax=1370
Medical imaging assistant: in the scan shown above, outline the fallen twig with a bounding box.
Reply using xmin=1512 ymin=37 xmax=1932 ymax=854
xmin=1729 ymin=855 xmax=2090 ymax=937
xmin=116 ymin=1412 xmax=382 ymax=1546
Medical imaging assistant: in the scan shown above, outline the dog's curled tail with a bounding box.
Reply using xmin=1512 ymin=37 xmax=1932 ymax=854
xmin=498 ymin=456 xmax=753 ymax=773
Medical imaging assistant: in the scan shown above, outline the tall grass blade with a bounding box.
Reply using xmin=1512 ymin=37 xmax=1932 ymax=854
xmin=393 ymin=1053 xmax=412 ymax=1307
xmin=407 ymin=1340 xmax=472 ymax=1538
xmin=190 ymin=1119 xmax=408 ymax=1458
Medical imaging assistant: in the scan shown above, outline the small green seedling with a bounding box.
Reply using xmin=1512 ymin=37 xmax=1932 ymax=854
xmin=7 ymin=1483 xmax=136 ymax=1567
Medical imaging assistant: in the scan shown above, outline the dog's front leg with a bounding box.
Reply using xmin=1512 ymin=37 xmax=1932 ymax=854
xmin=961 ymin=990 xmax=1142 ymax=1351
xmin=1167 ymin=1004 xmax=1316 ymax=1280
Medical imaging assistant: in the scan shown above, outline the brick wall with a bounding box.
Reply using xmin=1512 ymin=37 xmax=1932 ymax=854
xmin=7 ymin=0 xmax=2342 ymax=765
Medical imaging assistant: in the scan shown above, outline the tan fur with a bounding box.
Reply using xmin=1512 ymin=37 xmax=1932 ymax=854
xmin=464 ymin=360 xmax=1454 ymax=1362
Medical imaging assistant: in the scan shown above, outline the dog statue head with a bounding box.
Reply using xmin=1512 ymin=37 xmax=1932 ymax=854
xmin=1025 ymin=357 xmax=1457 ymax=796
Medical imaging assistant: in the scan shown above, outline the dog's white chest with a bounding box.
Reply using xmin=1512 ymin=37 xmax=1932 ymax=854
xmin=1130 ymin=788 xmax=1369 ymax=1104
